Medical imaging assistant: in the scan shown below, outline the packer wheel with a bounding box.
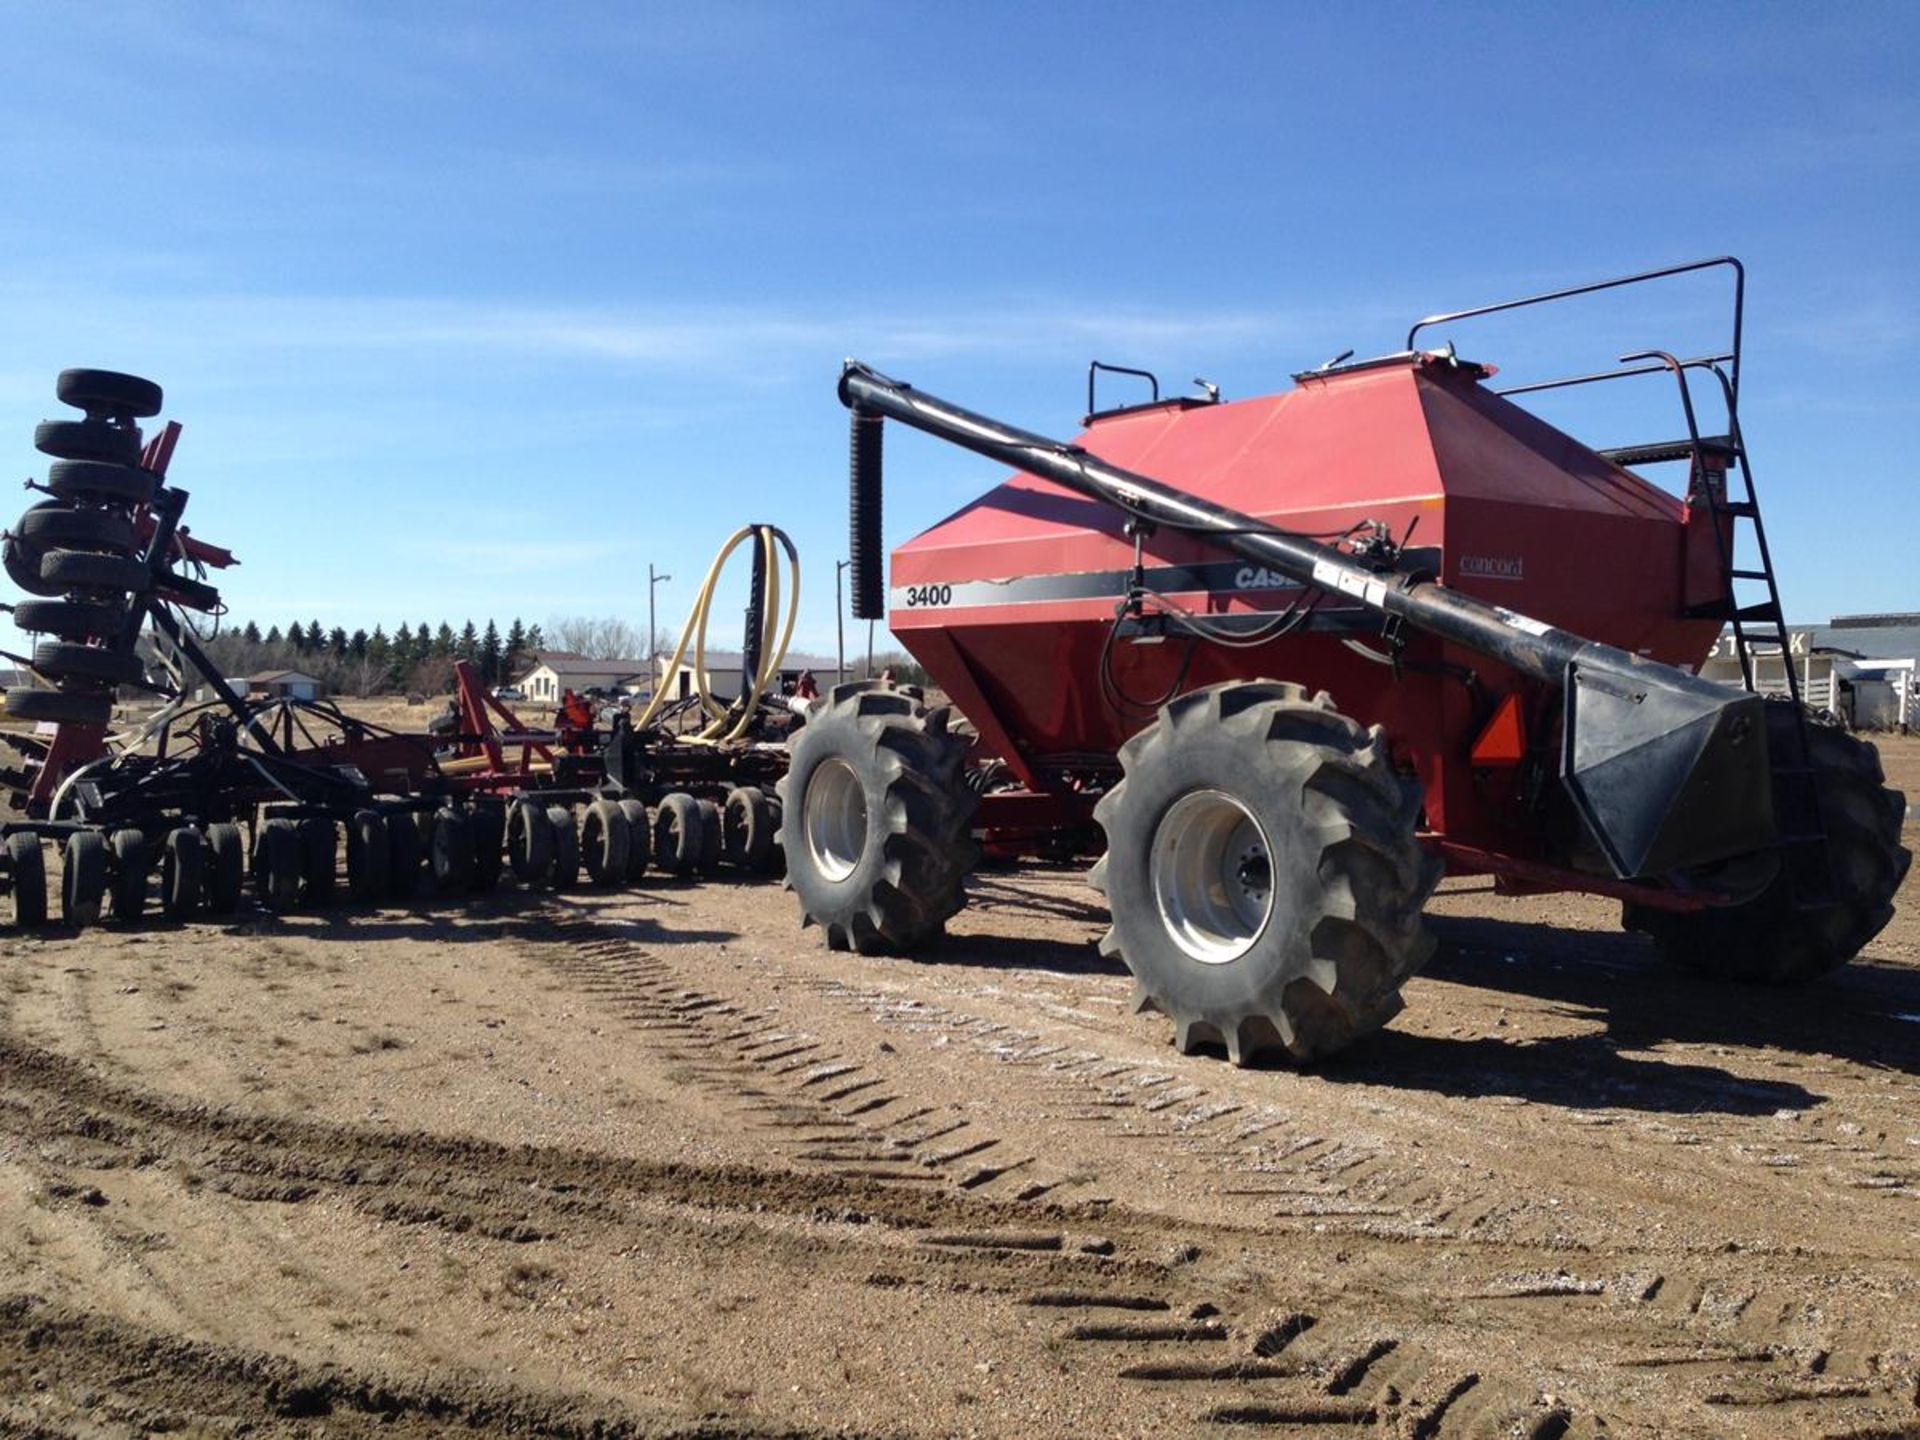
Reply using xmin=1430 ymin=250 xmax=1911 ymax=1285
xmin=160 ymin=827 xmax=204 ymax=920
xmin=616 ymin=798 xmax=650 ymax=881
xmin=205 ymin=823 xmax=245 ymax=914
xmin=300 ymin=819 xmax=337 ymax=906
xmin=5 ymin=688 xmax=113 ymax=726
xmin=652 ymin=792 xmax=703 ymax=877
xmin=61 ymin=830 xmax=107 ymax=927
xmin=17 ymin=505 xmax=138 ymax=553
xmin=45 ymin=459 xmax=157 ymax=507
xmin=471 ymin=804 xmax=506 ymax=891
xmin=13 ymin=599 xmax=125 ymax=642
xmin=505 ymin=797 xmax=552 ymax=883
xmin=32 ymin=640 xmax=144 ymax=687
xmin=581 ymin=797 xmax=630 ymax=886
xmin=108 ymin=828 xmax=149 ymax=924
xmin=385 ymin=809 xmax=423 ymax=900
xmin=695 ymin=798 xmax=723 ymax=874
xmin=431 ymin=807 xmax=476 ymax=892
xmin=722 ymin=786 xmax=776 ymax=871
xmin=253 ymin=818 xmax=301 ymax=911
xmin=547 ymin=805 xmax=580 ymax=890
xmin=345 ymin=810 xmax=389 ymax=902
xmin=8 ymin=833 xmax=47 ymax=929
xmin=40 ymin=547 xmax=149 ymax=592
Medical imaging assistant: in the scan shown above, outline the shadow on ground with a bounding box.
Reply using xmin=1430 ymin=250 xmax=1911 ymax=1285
xmin=211 ymin=884 xmax=741 ymax=950
xmin=1422 ymin=911 xmax=1920 ymax=1079
xmin=1314 ymin=1027 xmax=1820 ymax=1115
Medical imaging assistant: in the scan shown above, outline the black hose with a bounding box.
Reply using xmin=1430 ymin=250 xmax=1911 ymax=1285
xmin=848 ymin=406 xmax=885 ymax=620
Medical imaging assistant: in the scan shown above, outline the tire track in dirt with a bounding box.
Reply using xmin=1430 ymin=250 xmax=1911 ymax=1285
xmin=0 ymin=1292 xmax=855 ymax=1438
xmin=802 ymin=968 xmax=1920 ymax=1241
xmin=505 ymin=907 xmax=1611 ymax=1438
xmin=508 ymin=895 xmax=1920 ymax=1437
xmin=513 ymin=908 xmax=1094 ymax=1207
xmin=8 ymin=883 xmax=1914 ymax=1436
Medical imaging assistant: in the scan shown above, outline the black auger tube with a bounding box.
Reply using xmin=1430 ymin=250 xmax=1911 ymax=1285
xmin=835 ymin=360 xmax=1774 ymax=880
xmin=844 ymin=361 xmax=1583 ymax=682
xmin=848 ymin=404 xmax=885 ymax=620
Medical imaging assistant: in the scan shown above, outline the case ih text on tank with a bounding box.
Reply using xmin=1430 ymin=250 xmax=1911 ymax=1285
xmin=780 ymin=257 xmax=1910 ymax=1066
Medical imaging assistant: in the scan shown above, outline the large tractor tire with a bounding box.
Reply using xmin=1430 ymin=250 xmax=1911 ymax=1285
xmin=299 ymin=819 xmax=338 ymax=906
xmin=1624 ymin=705 xmax=1910 ymax=982
xmin=345 ymin=811 xmax=390 ymax=902
xmin=778 ymin=681 xmax=979 ymax=954
xmin=430 ymin=807 xmax=475 ymax=893
xmin=1090 ymin=681 xmax=1440 ymax=1067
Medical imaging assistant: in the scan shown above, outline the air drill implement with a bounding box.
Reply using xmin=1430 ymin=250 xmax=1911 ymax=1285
xmin=781 ymin=259 xmax=1908 ymax=1065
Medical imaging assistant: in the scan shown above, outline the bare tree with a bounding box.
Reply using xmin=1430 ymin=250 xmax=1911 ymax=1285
xmin=544 ymin=615 xmax=645 ymax=660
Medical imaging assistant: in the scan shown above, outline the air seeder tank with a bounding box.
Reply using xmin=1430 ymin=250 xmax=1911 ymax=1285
xmin=780 ymin=260 xmax=1908 ymax=1066
xmin=884 ymin=347 xmax=1730 ymax=861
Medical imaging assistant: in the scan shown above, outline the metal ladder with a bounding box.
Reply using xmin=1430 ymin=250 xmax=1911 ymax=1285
xmin=1410 ymin=255 xmax=1834 ymax=898
xmin=1602 ymin=364 xmax=1836 ymax=908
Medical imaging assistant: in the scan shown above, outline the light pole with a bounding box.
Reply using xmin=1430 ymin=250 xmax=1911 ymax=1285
xmin=648 ymin=564 xmax=671 ymax=695
xmin=834 ymin=559 xmax=850 ymax=686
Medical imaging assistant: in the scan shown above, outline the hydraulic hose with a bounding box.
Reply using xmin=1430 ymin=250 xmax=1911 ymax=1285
xmin=631 ymin=523 xmax=801 ymax=744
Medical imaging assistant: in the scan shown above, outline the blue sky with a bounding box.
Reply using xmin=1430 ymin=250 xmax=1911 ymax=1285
xmin=2 ymin=1 xmax=1914 ymax=664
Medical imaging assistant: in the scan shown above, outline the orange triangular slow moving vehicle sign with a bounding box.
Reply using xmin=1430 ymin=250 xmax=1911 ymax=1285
xmin=1470 ymin=691 xmax=1528 ymax=765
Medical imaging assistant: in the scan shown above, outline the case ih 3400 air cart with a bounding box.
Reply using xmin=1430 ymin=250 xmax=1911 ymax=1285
xmin=780 ymin=257 xmax=1910 ymax=1066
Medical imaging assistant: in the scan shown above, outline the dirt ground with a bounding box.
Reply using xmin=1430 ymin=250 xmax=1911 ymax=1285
xmin=3 ymin=742 xmax=1918 ymax=1438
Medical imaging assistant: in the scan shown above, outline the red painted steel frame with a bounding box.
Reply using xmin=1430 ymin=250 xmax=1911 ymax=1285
xmin=448 ymin=660 xmax=560 ymax=780
xmin=1432 ymin=840 xmax=1721 ymax=914
xmin=25 ymin=723 xmax=107 ymax=813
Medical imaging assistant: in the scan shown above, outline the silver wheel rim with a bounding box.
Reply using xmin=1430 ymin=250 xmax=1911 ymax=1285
xmin=805 ymin=758 xmax=868 ymax=882
xmin=1149 ymin=789 xmax=1273 ymax=964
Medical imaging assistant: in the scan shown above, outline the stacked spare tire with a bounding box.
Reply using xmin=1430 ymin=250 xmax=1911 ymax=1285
xmin=5 ymin=368 xmax=161 ymax=727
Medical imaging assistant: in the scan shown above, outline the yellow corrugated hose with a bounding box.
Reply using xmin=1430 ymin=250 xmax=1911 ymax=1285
xmin=630 ymin=524 xmax=800 ymax=744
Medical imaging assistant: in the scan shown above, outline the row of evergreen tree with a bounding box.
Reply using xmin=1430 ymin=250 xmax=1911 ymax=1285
xmin=201 ymin=617 xmax=544 ymax=695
